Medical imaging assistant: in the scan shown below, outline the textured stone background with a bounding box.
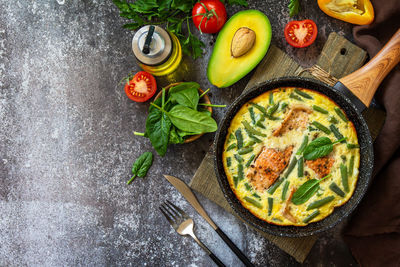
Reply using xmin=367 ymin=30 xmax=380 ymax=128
xmin=0 ymin=0 xmax=359 ymax=266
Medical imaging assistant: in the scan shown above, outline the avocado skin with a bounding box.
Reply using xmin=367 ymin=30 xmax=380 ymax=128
xmin=207 ymin=10 xmax=272 ymax=88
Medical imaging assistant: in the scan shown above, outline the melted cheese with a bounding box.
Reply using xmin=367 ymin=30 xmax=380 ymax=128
xmin=222 ymin=87 xmax=360 ymax=226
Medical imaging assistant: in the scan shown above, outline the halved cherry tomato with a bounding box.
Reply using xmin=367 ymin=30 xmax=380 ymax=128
xmin=192 ymin=0 xmax=227 ymax=34
xmin=284 ymin=20 xmax=318 ymax=48
xmin=124 ymin=71 xmax=157 ymax=102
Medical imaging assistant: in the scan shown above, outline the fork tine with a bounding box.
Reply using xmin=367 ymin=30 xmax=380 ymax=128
xmin=162 ymin=202 xmax=180 ymax=221
xmin=159 ymin=206 xmax=178 ymax=229
xmin=166 ymin=200 xmax=189 ymax=220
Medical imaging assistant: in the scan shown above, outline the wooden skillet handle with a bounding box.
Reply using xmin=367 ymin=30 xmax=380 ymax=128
xmin=339 ymin=28 xmax=400 ymax=107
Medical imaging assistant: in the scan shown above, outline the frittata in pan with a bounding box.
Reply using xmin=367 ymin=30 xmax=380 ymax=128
xmin=222 ymin=87 xmax=360 ymax=226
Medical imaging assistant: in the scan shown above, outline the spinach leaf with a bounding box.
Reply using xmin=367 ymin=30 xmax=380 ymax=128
xmin=168 ymin=82 xmax=200 ymax=96
xmin=169 ymin=85 xmax=199 ymax=110
xmin=127 ymin=151 xmax=153 ymax=184
xmin=169 ymin=126 xmax=185 ymax=144
xmin=167 ymin=105 xmax=218 ymax=133
xmin=303 ymin=137 xmax=345 ymax=160
xmin=291 ymin=174 xmax=331 ymax=205
xmin=146 ymin=98 xmax=171 ymax=156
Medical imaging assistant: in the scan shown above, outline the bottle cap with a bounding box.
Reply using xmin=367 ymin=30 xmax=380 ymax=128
xmin=132 ymin=25 xmax=173 ymax=66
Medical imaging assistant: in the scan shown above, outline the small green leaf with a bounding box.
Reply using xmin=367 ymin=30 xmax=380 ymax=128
xmin=127 ymin=151 xmax=154 ymax=184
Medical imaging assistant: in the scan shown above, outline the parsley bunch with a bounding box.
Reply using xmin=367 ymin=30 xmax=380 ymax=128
xmin=112 ymin=0 xmax=248 ymax=59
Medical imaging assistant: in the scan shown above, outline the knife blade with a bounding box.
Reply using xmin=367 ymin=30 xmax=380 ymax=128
xmin=164 ymin=174 xmax=255 ymax=267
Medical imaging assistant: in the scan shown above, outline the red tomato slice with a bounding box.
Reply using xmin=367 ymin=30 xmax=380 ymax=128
xmin=124 ymin=71 xmax=157 ymax=102
xmin=284 ymin=20 xmax=318 ymax=48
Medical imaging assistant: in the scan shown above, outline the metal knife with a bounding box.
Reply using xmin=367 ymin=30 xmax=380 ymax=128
xmin=164 ymin=174 xmax=255 ymax=267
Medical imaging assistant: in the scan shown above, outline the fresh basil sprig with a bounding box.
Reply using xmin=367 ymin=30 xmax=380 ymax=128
xmin=291 ymin=174 xmax=332 ymax=205
xmin=127 ymin=151 xmax=154 ymax=184
xmin=303 ymin=137 xmax=346 ymax=160
xmin=288 ymin=0 xmax=300 ymax=17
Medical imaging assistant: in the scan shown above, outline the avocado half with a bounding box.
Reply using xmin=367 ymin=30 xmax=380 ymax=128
xmin=207 ymin=10 xmax=272 ymax=88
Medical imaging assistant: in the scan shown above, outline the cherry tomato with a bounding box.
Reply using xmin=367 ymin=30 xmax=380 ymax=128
xmin=124 ymin=71 xmax=157 ymax=102
xmin=192 ymin=0 xmax=227 ymax=34
xmin=284 ymin=20 xmax=318 ymax=48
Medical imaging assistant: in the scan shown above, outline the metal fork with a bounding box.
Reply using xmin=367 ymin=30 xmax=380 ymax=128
xmin=160 ymin=200 xmax=226 ymax=267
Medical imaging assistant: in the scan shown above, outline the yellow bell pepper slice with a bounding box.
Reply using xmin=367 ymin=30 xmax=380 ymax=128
xmin=318 ymin=0 xmax=374 ymax=25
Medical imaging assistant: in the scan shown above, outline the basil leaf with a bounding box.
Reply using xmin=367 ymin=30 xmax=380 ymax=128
xmin=146 ymin=100 xmax=171 ymax=156
xmin=127 ymin=151 xmax=154 ymax=184
xmin=169 ymin=83 xmax=199 ymax=110
xmin=168 ymin=82 xmax=200 ymax=96
xmin=291 ymin=179 xmax=320 ymax=205
xmin=288 ymin=0 xmax=300 ymax=17
xmin=167 ymin=105 xmax=217 ymax=134
xmin=227 ymin=0 xmax=248 ymax=7
xmin=303 ymin=137 xmax=333 ymax=160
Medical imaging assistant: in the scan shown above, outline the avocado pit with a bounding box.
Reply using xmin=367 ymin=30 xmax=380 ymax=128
xmin=231 ymin=27 xmax=256 ymax=58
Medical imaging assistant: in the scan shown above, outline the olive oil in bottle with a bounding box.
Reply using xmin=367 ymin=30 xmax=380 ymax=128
xmin=132 ymin=25 xmax=182 ymax=77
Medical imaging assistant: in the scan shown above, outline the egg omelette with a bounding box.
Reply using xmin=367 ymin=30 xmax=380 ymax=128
xmin=222 ymin=87 xmax=360 ymax=226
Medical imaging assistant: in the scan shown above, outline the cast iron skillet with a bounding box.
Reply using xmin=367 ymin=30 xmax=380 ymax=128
xmin=214 ymin=29 xmax=400 ymax=237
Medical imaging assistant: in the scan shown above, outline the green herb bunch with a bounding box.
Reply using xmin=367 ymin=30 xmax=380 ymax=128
xmin=112 ymin=0 xmax=248 ymax=59
xmin=134 ymin=82 xmax=225 ymax=156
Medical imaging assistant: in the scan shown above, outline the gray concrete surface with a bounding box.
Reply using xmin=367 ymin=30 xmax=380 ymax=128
xmin=1 ymin=0 xmax=358 ymax=266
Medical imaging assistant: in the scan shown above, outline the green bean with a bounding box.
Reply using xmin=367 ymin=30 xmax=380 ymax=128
xmin=250 ymin=102 xmax=267 ymax=115
xmin=266 ymin=115 xmax=281 ymax=121
xmin=294 ymin=89 xmax=313 ymax=99
xmin=238 ymin=164 xmax=244 ymax=182
xmin=289 ymin=93 xmax=303 ymax=101
xmin=234 ymin=154 xmax=243 ymax=163
xmin=267 ymin=103 xmax=279 ymax=117
xmin=297 ymin=157 xmax=304 ymax=177
xmin=256 ymin=120 xmax=266 ymax=129
xmin=329 ymin=182 xmax=345 ymax=197
xmin=328 ymin=116 xmax=339 ymax=124
xmin=253 ymin=193 xmax=261 ymax=199
xmin=307 ymin=196 xmax=335 ymax=210
xmin=281 ymin=102 xmax=288 ymax=111
xmin=347 ymin=143 xmax=359 ymax=149
xmin=340 ymin=163 xmax=349 ymax=192
xmin=233 ymin=176 xmax=238 ymax=188
xmin=269 ymin=92 xmax=274 ymax=104
xmin=312 ymin=105 xmax=329 ymax=114
xmin=334 ymin=107 xmax=348 ymax=122
xmin=235 ymin=129 xmax=243 ymax=149
xmin=341 ymin=155 xmax=347 ymax=162
xmin=226 ymin=157 xmax=232 ymax=167
xmin=249 ymin=135 xmax=263 ymax=143
xmin=308 ymin=126 xmax=318 ymax=131
xmin=330 ymin=124 xmax=345 ymax=142
xmin=238 ymin=147 xmax=253 ymax=155
xmin=226 ymin=143 xmax=237 ymax=151
xmin=284 ymin=157 xmax=298 ymax=178
xmin=303 ymin=210 xmax=320 ymax=223
xmin=272 ymin=217 xmax=282 ymax=222
xmin=249 ymin=107 xmax=256 ymax=125
xmin=228 ymin=133 xmax=235 ymax=141
xmin=348 ymin=155 xmax=355 ymax=176
xmin=268 ymin=178 xmax=284 ymax=195
xmin=268 ymin=197 xmax=273 ymax=216
xmin=296 ymin=135 xmax=309 ymax=155
xmin=242 ymin=120 xmax=266 ymax=137
xmin=244 ymin=183 xmax=252 ymax=191
xmin=281 ymin=181 xmax=290 ymax=201
xmin=312 ymin=121 xmax=331 ymax=135
xmin=245 ymin=154 xmax=256 ymax=167
xmin=244 ymin=196 xmax=263 ymax=209
xmin=244 ymin=140 xmax=256 ymax=147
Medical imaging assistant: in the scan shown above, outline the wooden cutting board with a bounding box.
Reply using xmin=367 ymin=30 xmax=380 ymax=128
xmin=189 ymin=32 xmax=385 ymax=263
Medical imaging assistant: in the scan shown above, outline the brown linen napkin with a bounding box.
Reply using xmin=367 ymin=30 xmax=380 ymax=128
xmin=343 ymin=1 xmax=400 ymax=265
